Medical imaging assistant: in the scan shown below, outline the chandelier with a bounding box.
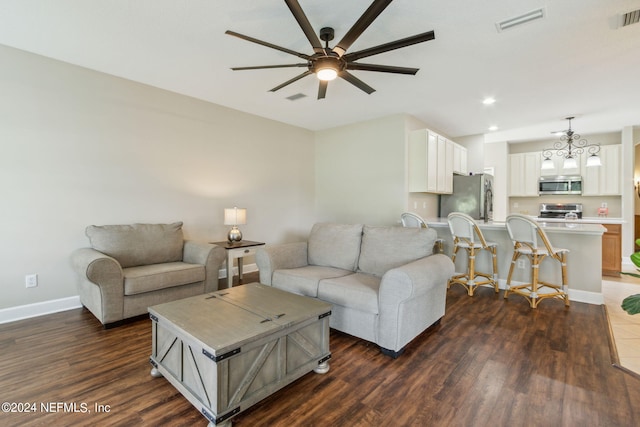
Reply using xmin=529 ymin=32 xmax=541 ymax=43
xmin=541 ymin=117 xmax=601 ymax=170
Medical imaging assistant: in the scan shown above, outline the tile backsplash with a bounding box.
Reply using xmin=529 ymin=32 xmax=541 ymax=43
xmin=509 ymin=195 xmax=621 ymax=218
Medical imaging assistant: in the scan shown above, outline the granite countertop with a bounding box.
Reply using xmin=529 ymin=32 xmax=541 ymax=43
xmin=533 ymin=216 xmax=624 ymax=224
xmin=425 ymin=217 xmax=607 ymax=235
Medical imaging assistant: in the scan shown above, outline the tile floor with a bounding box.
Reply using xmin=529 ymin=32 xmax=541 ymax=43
xmin=602 ymin=272 xmax=640 ymax=375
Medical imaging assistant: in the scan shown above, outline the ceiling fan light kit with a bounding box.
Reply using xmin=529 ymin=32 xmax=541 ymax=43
xmin=226 ymin=0 xmax=435 ymax=99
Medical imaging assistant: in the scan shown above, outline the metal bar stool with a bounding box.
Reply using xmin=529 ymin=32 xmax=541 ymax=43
xmin=447 ymin=212 xmax=499 ymax=296
xmin=504 ymin=214 xmax=570 ymax=308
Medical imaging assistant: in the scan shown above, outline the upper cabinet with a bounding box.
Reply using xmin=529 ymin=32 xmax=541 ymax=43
xmin=581 ymin=144 xmax=621 ymax=196
xmin=508 ymin=152 xmax=540 ymax=197
xmin=508 ymin=144 xmax=622 ymax=197
xmin=453 ymin=143 xmax=468 ymax=175
xmin=409 ymin=129 xmax=465 ymax=194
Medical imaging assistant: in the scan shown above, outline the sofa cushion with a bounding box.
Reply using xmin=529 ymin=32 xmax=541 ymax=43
xmin=123 ymin=262 xmax=205 ymax=295
xmin=308 ymin=223 xmax=363 ymax=271
xmin=272 ymin=266 xmax=353 ymax=297
xmin=318 ymin=273 xmax=381 ymax=314
xmin=357 ymin=225 xmax=437 ymax=277
xmin=86 ymin=222 xmax=184 ymax=268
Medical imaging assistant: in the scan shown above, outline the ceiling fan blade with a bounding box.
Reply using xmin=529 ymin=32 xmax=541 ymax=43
xmin=346 ymin=62 xmax=419 ymax=75
xmin=318 ymin=80 xmax=328 ymax=99
xmin=226 ymin=30 xmax=311 ymax=60
xmin=269 ymin=70 xmax=313 ymax=92
xmin=343 ymin=30 xmax=435 ymax=62
xmin=333 ymin=0 xmax=394 ymax=57
xmin=284 ymin=0 xmax=325 ymax=54
xmin=232 ymin=63 xmax=308 ymax=71
xmin=339 ymin=71 xmax=376 ymax=94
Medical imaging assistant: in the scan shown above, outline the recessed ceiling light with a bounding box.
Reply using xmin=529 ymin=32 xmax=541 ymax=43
xmin=482 ymin=97 xmax=496 ymax=105
xmin=488 ymin=126 xmax=498 ymax=131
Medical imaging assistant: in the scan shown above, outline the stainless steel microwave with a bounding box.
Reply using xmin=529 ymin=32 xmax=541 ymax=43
xmin=538 ymin=175 xmax=582 ymax=195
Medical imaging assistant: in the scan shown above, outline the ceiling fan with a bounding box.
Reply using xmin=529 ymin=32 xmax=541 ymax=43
xmin=225 ymin=0 xmax=435 ymax=99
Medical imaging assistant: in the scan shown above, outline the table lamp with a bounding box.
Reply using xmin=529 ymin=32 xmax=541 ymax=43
xmin=224 ymin=207 xmax=247 ymax=243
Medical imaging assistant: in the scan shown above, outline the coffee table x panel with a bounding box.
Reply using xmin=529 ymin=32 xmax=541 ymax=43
xmin=149 ymin=283 xmax=331 ymax=426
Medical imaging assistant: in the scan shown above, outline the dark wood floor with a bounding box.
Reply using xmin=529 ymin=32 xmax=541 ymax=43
xmin=2 ymin=273 xmax=639 ymax=427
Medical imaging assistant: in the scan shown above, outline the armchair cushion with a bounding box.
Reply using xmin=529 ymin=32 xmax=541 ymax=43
xmin=86 ymin=222 xmax=184 ymax=268
xmin=357 ymin=225 xmax=436 ymax=277
xmin=318 ymin=272 xmax=381 ymax=314
xmin=123 ymin=262 xmax=205 ymax=295
xmin=272 ymin=265 xmax=353 ymax=297
xmin=308 ymin=223 xmax=363 ymax=271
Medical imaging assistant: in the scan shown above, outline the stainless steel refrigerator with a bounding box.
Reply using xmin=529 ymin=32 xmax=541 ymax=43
xmin=439 ymin=174 xmax=494 ymax=221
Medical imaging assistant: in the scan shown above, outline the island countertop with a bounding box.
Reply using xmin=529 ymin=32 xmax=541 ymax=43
xmin=425 ymin=217 xmax=605 ymax=304
xmin=425 ymin=218 xmax=606 ymax=235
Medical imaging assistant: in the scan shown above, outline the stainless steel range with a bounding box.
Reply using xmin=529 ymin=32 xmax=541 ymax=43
xmin=539 ymin=203 xmax=583 ymax=219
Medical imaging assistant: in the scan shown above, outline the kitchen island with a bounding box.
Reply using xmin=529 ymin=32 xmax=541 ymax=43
xmin=427 ymin=218 xmax=606 ymax=304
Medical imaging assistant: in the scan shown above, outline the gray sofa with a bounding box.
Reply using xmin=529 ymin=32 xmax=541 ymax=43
xmin=70 ymin=222 xmax=225 ymax=328
xmin=256 ymin=223 xmax=454 ymax=357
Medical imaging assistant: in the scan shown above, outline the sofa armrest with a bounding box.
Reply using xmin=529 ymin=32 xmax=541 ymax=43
xmin=255 ymin=242 xmax=308 ymax=285
xmin=71 ymin=248 xmax=124 ymax=287
xmin=183 ymin=241 xmax=226 ymax=292
xmin=70 ymin=248 xmax=125 ymax=325
xmin=377 ymin=254 xmax=454 ymax=352
xmin=379 ymin=254 xmax=454 ymax=303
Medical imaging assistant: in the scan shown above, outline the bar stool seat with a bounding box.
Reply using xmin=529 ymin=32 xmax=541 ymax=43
xmin=447 ymin=212 xmax=499 ymax=296
xmin=504 ymin=214 xmax=570 ymax=308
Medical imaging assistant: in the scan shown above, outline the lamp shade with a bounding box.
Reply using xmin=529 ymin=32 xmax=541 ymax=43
xmin=541 ymin=158 xmax=555 ymax=170
xmin=563 ymin=157 xmax=577 ymax=170
xmin=586 ymin=154 xmax=601 ymax=167
xmin=224 ymin=207 xmax=247 ymax=225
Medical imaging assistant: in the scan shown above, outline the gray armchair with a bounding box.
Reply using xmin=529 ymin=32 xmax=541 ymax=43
xmin=70 ymin=222 xmax=225 ymax=328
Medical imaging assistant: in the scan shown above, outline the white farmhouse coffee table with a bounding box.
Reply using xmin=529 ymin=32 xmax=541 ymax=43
xmin=149 ymin=283 xmax=331 ymax=426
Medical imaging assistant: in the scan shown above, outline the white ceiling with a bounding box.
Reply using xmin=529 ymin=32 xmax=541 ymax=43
xmin=1 ymin=0 xmax=639 ymax=141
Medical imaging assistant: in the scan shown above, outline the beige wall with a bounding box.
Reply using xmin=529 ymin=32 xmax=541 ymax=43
xmin=0 ymin=45 xmax=316 ymax=310
xmin=315 ymin=114 xmax=417 ymax=226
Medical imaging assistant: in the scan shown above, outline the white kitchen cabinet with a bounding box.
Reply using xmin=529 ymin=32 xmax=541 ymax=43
xmin=439 ymin=136 xmax=454 ymax=193
xmin=408 ymin=129 xmax=453 ymax=194
xmin=581 ymin=144 xmax=621 ymax=196
xmin=539 ymin=153 xmax=582 ymax=176
xmin=508 ymin=152 xmax=540 ymax=196
xmin=453 ymin=143 xmax=468 ymax=175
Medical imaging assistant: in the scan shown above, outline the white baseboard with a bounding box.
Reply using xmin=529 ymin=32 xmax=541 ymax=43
xmin=0 ymin=296 xmax=82 ymax=325
xmin=3 ymin=264 xmax=605 ymax=324
xmin=0 ymin=264 xmax=261 ymax=325
xmin=217 ymin=263 xmax=259 ymax=279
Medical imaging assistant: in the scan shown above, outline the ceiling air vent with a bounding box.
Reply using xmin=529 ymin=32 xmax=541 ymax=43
xmin=286 ymin=93 xmax=307 ymax=101
xmin=619 ymin=9 xmax=640 ymax=27
xmin=496 ymin=8 xmax=545 ymax=32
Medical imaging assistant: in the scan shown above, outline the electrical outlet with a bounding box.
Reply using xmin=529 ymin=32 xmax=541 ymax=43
xmin=25 ymin=274 xmax=38 ymax=288
xmin=517 ymin=259 xmax=526 ymax=269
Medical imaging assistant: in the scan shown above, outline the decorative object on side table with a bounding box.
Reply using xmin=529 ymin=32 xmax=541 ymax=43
xmin=224 ymin=207 xmax=247 ymax=242
xmin=619 ymin=238 xmax=640 ymax=315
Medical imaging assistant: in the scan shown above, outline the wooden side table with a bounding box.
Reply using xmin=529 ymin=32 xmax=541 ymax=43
xmin=211 ymin=240 xmax=265 ymax=288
